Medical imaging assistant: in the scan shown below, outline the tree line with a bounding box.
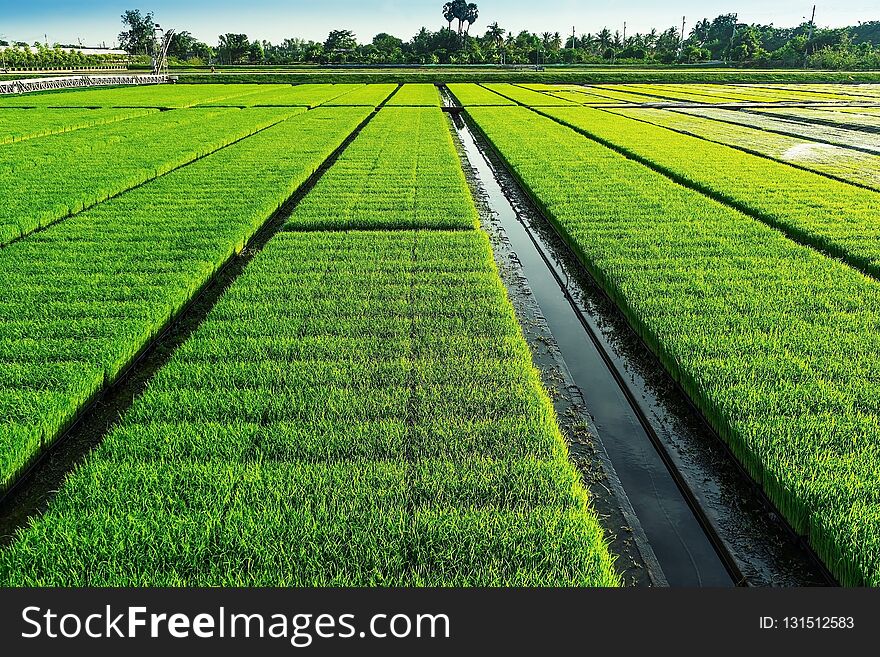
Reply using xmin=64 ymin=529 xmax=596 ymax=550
xmin=3 ymin=4 xmax=879 ymax=70
xmin=152 ymin=5 xmax=880 ymax=70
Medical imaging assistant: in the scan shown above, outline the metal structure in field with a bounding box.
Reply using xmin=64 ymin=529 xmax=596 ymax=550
xmin=151 ymin=24 xmax=175 ymax=77
xmin=0 ymin=74 xmax=170 ymax=95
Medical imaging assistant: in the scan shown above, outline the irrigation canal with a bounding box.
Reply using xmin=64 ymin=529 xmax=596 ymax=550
xmin=449 ymin=100 xmax=833 ymax=587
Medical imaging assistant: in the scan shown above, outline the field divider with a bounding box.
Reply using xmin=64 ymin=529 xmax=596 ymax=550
xmin=522 ymin=103 xmax=880 ymax=283
xmin=1 ymin=110 xmax=300 ymax=249
xmin=0 ymin=103 xmax=389 ymax=517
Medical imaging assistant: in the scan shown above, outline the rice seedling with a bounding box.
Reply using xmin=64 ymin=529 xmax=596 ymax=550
xmin=536 ymin=105 xmax=880 ymax=280
xmin=0 ymin=83 xmax=276 ymax=108
xmin=0 ymin=107 xmax=304 ymax=245
xmin=446 ymin=83 xmax=515 ymax=106
xmin=0 ymin=230 xmax=619 ymax=587
xmin=0 ymin=107 xmax=157 ymax=144
xmin=384 ymin=83 xmax=442 ymax=106
xmin=283 ymin=107 xmax=478 ymax=230
xmin=467 ymin=104 xmax=880 ymax=585
xmin=0 ymin=106 xmax=372 ymax=492
xmin=674 ymin=107 xmax=880 ymax=154
xmin=481 ymin=83 xmax=576 ymax=106
xmin=609 ymin=107 xmax=880 ymax=189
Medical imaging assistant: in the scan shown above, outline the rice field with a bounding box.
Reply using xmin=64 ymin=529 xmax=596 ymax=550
xmin=2 ymin=80 xmax=880 ymax=587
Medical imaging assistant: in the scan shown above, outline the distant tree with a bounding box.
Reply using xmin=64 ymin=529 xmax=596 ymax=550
xmin=485 ymin=21 xmax=504 ymax=44
xmin=451 ymin=0 xmax=469 ymax=35
xmin=167 ymin=30 xmax=198 ymax=59
xmin=324 ymin=29 xmax=358 ymax=52
xmin=218 ymin=33 xmax=250 ymax=64
xmin=682 ymin=43 xmax=710 ymax=62
xmin=442 ymin=2 xmax=455 ymax=31
xmin=247 ymin=40 xmax=265 ymax=63
xmin=655 ymin=26 xmax=681 ymax=62
xmin=463 ymin=3 xmax=479 ymax=36
xmin=118 ymin=9 xmax=155 ymax=56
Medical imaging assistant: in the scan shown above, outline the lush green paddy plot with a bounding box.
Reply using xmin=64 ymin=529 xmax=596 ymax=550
xmin=599 ymin=83 xmax=863 ymax=104
xmin=683 ymin=83 xmax=866 ymax=103
xmin=0 ymin=83 xmax=274 ymax=108
xmin=610 ymin=107 xmax=880 ymax=190
xmin=745 ymin=83 xmax=880 ymax=100
xmin=200 ymin=83 xmax=364 ymax=107
xmin=468 ymin=104 xmax=880 ymax=586
xmin=595 ymin=84 xmax=722 ymax=103
xmin=578 ymin=86 xmax=662 ymax=104
xmin=284 ymin=107 xmax=478 ymax=230
xmin=0 ymin=107 xmax=303 ymax=246
xmin=756 ymin=106 xmax=880 ymax=131
xmin=0 ymin=107 xmax=157 ymax=144
xmin=481 ymin=83 xmax=576 ymax=106
xmin=538 ymin=105 xmax=880 ymax=280
xmin=0 ymin=230 xmax=619 ymax=586
xmin=676 ymin=107 xmax=880 ymax=154
xmin=446 ymin=83 xmax=515 ymax=106
xmin=384 ymin=83 xmax=441 ymax=106
xmin=322 ymin=83 xmax=398 ymax=106
xmin=0 ymin=107 xmax=371 ymax=493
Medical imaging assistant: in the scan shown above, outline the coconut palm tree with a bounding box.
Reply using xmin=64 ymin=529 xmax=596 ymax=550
xmin=486 ymin=21 xmax=505 ymax=45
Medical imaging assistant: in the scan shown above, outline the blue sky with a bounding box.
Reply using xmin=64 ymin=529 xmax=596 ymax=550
xmin=1 ymin=0 xmax=876 ymax=47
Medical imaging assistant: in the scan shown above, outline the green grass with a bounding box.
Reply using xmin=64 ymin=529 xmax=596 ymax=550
xmin=467 ymin=104 xmax=880 ymax=586
xmin=0 ymin=106 xmax=371 ymax=493
xmin=533 ymin=105 xmax=880 ymax=281
xmin=608 ymin=107 xmax=880 ymax=190
xmin=283 ymin=107 xmax=478 ymax=230
xmin=0 ymin=230 xmax=618 ymax=586
xmin=0 ymin=107 xmax=303 ymax=246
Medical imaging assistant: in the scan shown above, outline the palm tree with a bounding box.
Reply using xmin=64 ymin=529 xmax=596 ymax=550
xmin=597 ymin=27 xmax=612 ymax=50
xmin=442 ymin=2 xmax=455 ymax=31
xmin=451 ymin=0 xmax=469 ymax=35
xmin=486 ymin=21 xmax=505 ymax=45
xmin=464 ymin=3 xmax=479 ymax=36
xmin=541 ymin=31 xmax=552 ymax=48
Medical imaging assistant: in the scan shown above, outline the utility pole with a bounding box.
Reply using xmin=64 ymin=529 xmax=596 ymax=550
xmin=804 ymin=5 xmax=816 ymax=66
xmin=571 ymin=26 xmax=576 ymax=50
xmin=623 ymin=21 xmax=626 ymax=43
xmin=680 ymin=16 xmax=686 ymax=55
xmin=728 ymin=16 xmax=738 ymax=64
